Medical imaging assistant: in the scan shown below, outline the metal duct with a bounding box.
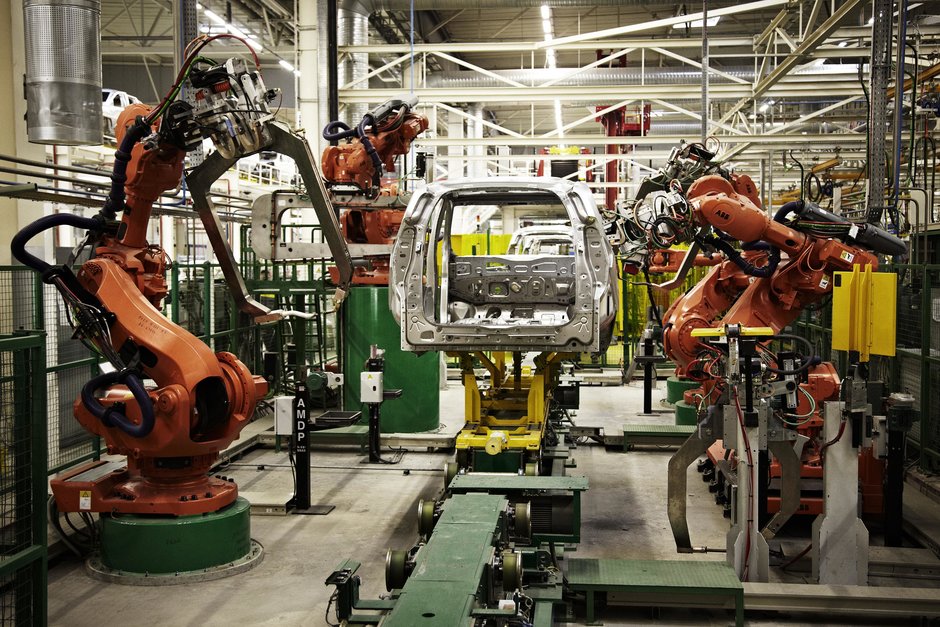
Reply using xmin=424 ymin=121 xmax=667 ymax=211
xmin=425 ymin=65 xmax=862 ymax=89
xmin=338 ymin=7 xmax=370 ymax=122
xmin=361 ymin=0 xmax=678 ymax=8
xmin=24 ymin=0 xmax=102 ymax=145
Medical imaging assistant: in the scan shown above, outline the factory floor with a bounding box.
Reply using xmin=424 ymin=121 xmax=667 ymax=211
xmin=46 ymin=378 xmax=940 ymax=626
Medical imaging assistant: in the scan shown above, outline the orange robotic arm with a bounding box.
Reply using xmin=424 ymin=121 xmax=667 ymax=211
xmin=656 ymin=173 xmax=903 ymax=374
xmin=321 ymin=98 xmax=428 ymax=194
xmin=13 ymin=102 xmax=267 ymax=516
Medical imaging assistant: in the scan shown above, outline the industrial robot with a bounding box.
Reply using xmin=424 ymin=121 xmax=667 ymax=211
xmin=11 ymin=35 xmax=351 ymax=578
xmin=613 ymin=145 xmax=906 ymax=579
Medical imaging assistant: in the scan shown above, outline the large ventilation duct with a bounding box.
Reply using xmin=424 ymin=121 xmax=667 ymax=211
xmin=337 ymin=2 xmax=371 ymax=123
xmin=425 ymin=65 xmax=863 ymax=89
xmin=24 ymin=0 xmax=102 ymax=145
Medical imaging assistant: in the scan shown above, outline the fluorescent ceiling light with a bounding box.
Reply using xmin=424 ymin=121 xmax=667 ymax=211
xmin=671 ymin=15 xmax=720 ymax=29
xmin=204 ymin=8 xmax=263 ymax=50
xmin=544 ymin=32 xmax=553 ymax=42
xmin=837 ymin=41 xmax=848 ymax=47
xmin=204 ymin=9 xmax=226 ymax=26
xmin=278 ymin=58 xmax=301 ymax=76
xmin=540 ymin=5 xmax=551 ymax=20
xmin=542 ymin=18 xmax=553 ymax=34
xmin=758 ymin=103 xmax=769 ymax=113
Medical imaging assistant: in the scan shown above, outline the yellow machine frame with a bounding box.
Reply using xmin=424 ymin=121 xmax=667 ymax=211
xmin=454 ymin=351 xmax=568 ymax=455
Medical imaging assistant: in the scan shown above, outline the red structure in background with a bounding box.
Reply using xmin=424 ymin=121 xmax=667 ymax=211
xmin=596 ymin=102 xmax=650 ymax=211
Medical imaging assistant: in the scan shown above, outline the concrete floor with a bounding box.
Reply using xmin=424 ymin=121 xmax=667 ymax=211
xmin=47 ymin=377 xmax=940 ymax=626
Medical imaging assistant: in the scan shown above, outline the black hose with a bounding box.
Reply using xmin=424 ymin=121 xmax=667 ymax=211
xmin=789 ymin=151 xmax=805 ymax=203
xmin=357 ymin=114 xmax=385 ymax=188
xmin=774 ymin=200 xmax=804 ymax=224
xmin=699 ymin=232 xmax=780 ymax=278
xmin=81 ymin=369 xmax=156 ymax=438
xmin=103 ymin=118 xmax=151 ymax=219
xmin=766 ymin=334 xmax=818 ymax=375
xmin=322 ymin=121 xmax=357 ymax=142
xmin=11 ymin=213 xmax=100 ymax=274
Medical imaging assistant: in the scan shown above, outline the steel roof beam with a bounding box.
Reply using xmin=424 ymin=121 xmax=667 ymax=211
xmin=340 ymin=82 xmax=865 ymax=103
xmin=718 ymin=0 xmax=865 ymax=125
xmin=412 ymin=134 xmax=865 ymax=147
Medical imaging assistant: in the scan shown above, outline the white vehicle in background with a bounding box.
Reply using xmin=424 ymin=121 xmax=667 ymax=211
xmin=101 ymin=89 xmax=142 ymax=135
xmin=506 ymin=225 xmax=575 ymax=255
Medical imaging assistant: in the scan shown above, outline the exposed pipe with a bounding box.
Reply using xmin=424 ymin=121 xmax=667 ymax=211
xmin=341 ymin=0 xmax=672 ymax=8
xmin=329 ymin=0 xmax=339 ymax=131
xmin=338 ymin=6 xmax=370 ymax=122
xmin=422 ymin=65 xmax=863 ymax=88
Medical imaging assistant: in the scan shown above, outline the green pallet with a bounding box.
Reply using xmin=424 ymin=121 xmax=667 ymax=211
xmin=566 ymin=558 xmax=743 ymax=626
xmin=622 ymin=424 xmax=695 ymax=450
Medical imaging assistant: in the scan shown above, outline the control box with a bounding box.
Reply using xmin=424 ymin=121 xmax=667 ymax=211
xmin=360 ymin=371 xmax=384 ymax=403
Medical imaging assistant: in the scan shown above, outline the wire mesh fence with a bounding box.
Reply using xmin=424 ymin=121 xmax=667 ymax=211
xmin=790 ymin=264 xmax=940 ymax=473
xmin=0 ymin=257 xmax=336 ymax=481
xmin=0 ymin=332 xmax=48 ymax=626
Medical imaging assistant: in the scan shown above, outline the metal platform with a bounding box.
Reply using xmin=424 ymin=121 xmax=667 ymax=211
xmin=566 ymin=558 xmax=743 ymax=626
xmin=449 ymin=474 xmax=588 ymax=493
xmin=622 ymin=424 xmax=696 ymax=450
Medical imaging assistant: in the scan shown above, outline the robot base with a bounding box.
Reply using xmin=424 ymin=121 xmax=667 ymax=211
xmin=86 ymin=497 xmax=263 ymax=584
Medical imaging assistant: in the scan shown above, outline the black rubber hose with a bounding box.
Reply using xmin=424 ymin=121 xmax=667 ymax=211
xmin=322 ymin=121 xmax=357 ymax=142
xmin=700 ymin=232 xmax=780 ymax=278
xmin=81 ymin=369 xmax=156 ymax=438
xmin=11 ymin=213 xmax=100 ymax=273
xmin=356 ymin=114 xmax=385 ymax=187
xmin=766 ymin=334 xmax=819 ymax=375
xmin=103 ymin=118 xmax=151 ymax=219
xmin=774 ymin=200 xmax=804 ymax=224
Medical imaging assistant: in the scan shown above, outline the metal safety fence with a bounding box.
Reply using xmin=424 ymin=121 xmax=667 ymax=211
xmin=0 ymin=258 xmax=335 ymax=478
xmin=0 ymin=332 xmax=48 ymax=626
xmin=791 ymin=264 xmax=940 ymax=473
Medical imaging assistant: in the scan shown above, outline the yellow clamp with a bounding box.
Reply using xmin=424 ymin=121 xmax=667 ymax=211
xmin=690 ymin=325 xmax=775 ymax=338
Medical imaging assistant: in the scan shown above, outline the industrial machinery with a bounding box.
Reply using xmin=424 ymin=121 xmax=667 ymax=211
xmin=389 ymin=177 xmax=617 ymax=473
xmin=611 ymin=146 xmax=906 ymax=580
xmin=251 ymin=98 xmax=438 ymax=432
xmin=11 ymin=35 xmax=350 ymax=579
xmin=326 ymin=493 xmax=565 ymax=625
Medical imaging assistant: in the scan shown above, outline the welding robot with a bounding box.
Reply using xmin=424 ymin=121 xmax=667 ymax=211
xmin=11 ymin=35 xmax=351 ymax=580
xmin=614 ymin=147 xmax=906 ymax=579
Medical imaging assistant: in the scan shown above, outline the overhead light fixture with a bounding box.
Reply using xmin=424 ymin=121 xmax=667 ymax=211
xmin=554 ymin=100 xmax=565 ymax=141
xmin=542 ymin=18 xmax=553 ymax=34
xmin=540 ymin=5 xmax=551 ymax=20
xmin=671 ymin=15 xmax=720 ymax=29
xmin=204 ymin=8 xmax=263 ymax=50
xmin=546 ymin=48 xmax=557 ymax=69
xmin=758 ymin=103 xmax=769 ymax=113
xmin=204 ymin=8 xmax=225 ymax=26
xmin=279 ymin=58 xmax=301 ymax=77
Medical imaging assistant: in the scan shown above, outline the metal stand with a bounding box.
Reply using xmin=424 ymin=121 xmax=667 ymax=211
xmin=288 ymin=382 xmax=334 ymax=515
xmin=362 ymin=345 xmax=403 ymax=464
xmin=882 ymin=392 xmax=915 ymax=547
xmin=635 ymin=328 xmax=665 ymax=415
xmin=812 ymin=400 xmax=868 ymax=584
xmin=726 ymin=405 xmax=769 ymax=582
